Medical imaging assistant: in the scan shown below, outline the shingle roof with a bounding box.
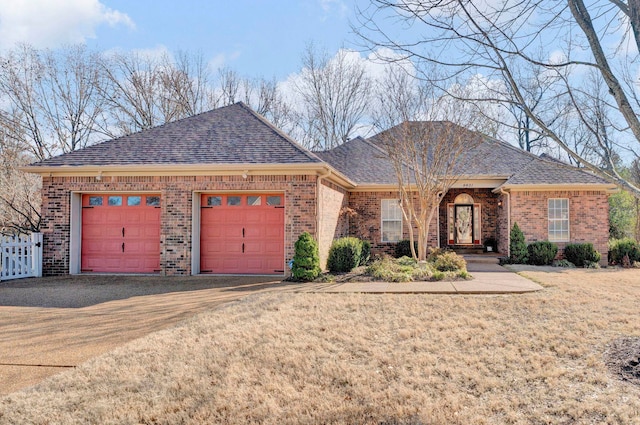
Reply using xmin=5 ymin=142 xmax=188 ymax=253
xmin=367 ymin=121 xmax=535 ymax=177
xmin=31 ymin=102 xmax=322 ymax=167
xmin=327 ymin=121 xmax=614 ymax=187
xmin=503 ymin=156 xmax=611 ymax=186
xmin=315 ymin=137 xmax=402 ymax=185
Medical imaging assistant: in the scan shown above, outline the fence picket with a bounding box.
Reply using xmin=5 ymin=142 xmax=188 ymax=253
xmin=0 ymin=233 xmax=43 ymax=281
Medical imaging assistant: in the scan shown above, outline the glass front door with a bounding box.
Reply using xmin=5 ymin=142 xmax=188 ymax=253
xmin=455 ymin=205 xmax=473 ymax=244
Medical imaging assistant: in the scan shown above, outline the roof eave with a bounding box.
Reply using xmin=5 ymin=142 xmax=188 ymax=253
xmin=20 ymin=162 xmax=357 ymax=188
xmin=493 ymin=183 xmax=619 ymax=193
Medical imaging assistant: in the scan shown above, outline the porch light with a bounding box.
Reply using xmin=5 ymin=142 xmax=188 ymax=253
xmin=498 ymin=200 xmax=503 ymax=208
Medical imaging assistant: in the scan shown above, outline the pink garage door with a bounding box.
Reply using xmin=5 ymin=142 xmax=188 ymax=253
xmin=81 ymin=194 xmax=161 ymax=273
xmin=200 ymin=194 xmax=285 ymax=274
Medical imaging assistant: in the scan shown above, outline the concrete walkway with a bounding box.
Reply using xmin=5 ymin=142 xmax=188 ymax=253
xmin=319 ymin=259 xmax=543 ymax=294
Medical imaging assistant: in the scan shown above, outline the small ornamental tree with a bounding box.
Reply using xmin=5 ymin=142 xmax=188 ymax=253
xmin=292 ymin=232 xmax=321 ymax=281
xmin=510 ymin=223 xmax=528 ymax=264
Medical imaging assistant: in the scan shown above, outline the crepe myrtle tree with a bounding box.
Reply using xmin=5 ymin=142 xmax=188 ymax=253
xmin=372 ymin=67 xmax=482 ymax=261
xmin=356 ymin=0 xmax=640 ymax=198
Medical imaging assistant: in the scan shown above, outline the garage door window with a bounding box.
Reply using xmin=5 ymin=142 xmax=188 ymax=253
xmin=127 ymin=196 xmax=141 ymax=206
xmin=89 ymin=196 xmax=103 ymax=206
xmin=108 ymin=196 xmax=122 ymax=206
xmin=267 ymin=195 xmax=281 ymax=206
xmin=227 ymin=196 xmax=241 ymax=206
xmin=248 ymin=195 xmax=261 ymax=206
xmin=206 ymin=196 xmax=221 ymax=206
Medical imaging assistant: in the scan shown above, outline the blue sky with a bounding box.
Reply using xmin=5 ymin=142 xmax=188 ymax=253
xmin=0 ymin=0 xmax=360 ymax=80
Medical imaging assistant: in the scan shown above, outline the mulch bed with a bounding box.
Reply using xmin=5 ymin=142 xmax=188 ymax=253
xmin=604 ymin=337 xmax=640 ymax=386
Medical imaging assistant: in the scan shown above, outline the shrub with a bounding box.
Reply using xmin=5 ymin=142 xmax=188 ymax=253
xmin=360 ymin=240 xmax=371 ymax=265
xmin=552 ymin=259 xmax=575 ymax=268
xmin=432 ymin=251 xmax=467 ymax=272
xmin=609 ymin=238 xmax=640 ymax=265
xmin=584 ymin=260 xmax=600 ymax=269
xmin=327 ymin=237 xmax=367 ymax=273
xmin=291 ymin=232 xmax=321 ymax=281
xmin=563 ymin=243 xmax=601 ymax=267
xmin=527 ymin=241 xmax=558 ymax=265
xmin=366 ymin=256 xmax=415 ymax=282
xmin=395 ymin=239 xmax=418 ymax=258
xmin=510 ymin=223 xmax=528 ymax=264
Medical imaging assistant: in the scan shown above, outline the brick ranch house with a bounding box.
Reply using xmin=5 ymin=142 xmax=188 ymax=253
xmin=23 ymin=102 xmax=616 ymax=276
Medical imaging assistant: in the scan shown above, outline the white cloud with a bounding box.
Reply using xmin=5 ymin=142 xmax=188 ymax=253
xmin=318 ymin=0 xmax=348 ymax=19
xmin=207 ymin=51 xmax=242 ymax=71
xmin=0 ymin=0 xmax=134 ymax=50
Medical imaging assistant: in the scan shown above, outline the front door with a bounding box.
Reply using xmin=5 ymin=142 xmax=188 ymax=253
xmin=455 ymin=205 xmax=473 ymax=244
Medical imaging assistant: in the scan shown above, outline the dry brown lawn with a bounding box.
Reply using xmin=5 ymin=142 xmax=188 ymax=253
xmin=1 ymin=267 xmax=639 ymax=424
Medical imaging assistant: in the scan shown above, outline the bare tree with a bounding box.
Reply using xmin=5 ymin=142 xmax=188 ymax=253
xmin=356 ymin=0 xmax=640 ymax=197
xmin=101 ymin=49 xmax=213 ymax=136
xmin=0 ymin=44 xmax=108 ymax=159
xmin=294 ymin=44 xmax=372 ymax=150
xmin=372 ymin=69 xmax=481 ymax=260
xmin=0 ymin=124 xmax=40 ymax=234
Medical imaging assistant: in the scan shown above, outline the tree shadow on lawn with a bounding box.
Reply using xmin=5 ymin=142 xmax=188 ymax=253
xmin=0 ymin=275 xmax=300 ymax=309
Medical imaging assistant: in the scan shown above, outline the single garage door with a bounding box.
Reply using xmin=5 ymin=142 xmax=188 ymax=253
xmin=81 ymin=194 xmax=161 ymax=273
xmin=200 ymin=193 xmax=285 ymax=274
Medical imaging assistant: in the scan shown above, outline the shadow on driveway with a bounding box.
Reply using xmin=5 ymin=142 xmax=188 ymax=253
xmin=0 ymin=275 xmax=301 ymax=308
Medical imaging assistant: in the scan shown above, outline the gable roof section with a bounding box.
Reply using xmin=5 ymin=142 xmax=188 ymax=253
xmin=315 ymin=137 xmax=402 ymax=185
xmin=29 ymin=102 xmax=323 ymax=167
xmin=368 ymin=121 xmax=534 ymax=177
xmin=501 ymin=156 xmax=612 ymax=187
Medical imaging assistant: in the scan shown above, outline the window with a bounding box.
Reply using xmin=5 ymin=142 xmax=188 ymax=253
xmin=227 ymin=196 xmax=241 ymax=206
xmin=548 ymin=198 xmax=569 ymax=241
xmin=247 ymin=195 xmax=261 ymax=206
xmin=381 ymin=199 xmax=402 ymax=242
xmin=206 ymin=196 xmax=221 ymax=206
xmin=127 ymin=196 xmax=141 ymax=206
xmin=88 ymin=196 xmax=103 ymax=206
xmin=108 ymin=196 xmax=122 ymax=206
xmin=266 ymin=195 xmax=282 ymax=206
xmin=146 ymin=196 xmax=161 ymax=206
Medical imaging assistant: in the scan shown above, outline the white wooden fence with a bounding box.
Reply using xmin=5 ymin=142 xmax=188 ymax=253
xmin=1 ymin=233 xmax=43 ymax=281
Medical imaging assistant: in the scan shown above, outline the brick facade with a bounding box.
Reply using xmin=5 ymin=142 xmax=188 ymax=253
xmin=40 ymin=174 xmax=318 ymax=276
xmin=317 ymin=180 xmax=349 ymax=268
xmin=509 ymin=190 xmax=610 ymax=262
xmin=40 ymin=175 xmax=611 ymax=275
xmin=347 ymin=191 xmax=438 ymax=257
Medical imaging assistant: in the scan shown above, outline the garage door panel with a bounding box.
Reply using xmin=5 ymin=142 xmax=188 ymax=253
xmin=201 ymin=193 xmax=284 ymax=274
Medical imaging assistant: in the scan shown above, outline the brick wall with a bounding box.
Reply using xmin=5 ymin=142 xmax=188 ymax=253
xmin=348 ymin=191 xmax=438 ymax=257
xmin=496 ymin=192 xmax=510 ymax=255
xmin=317 ymin=180 xmax=349 ymax=269
xmin=510 ymin=190 xmax=610 ymax=261
xmin=40 ymin=174 xmax=318 ymax=276
xmin=439 ymin=188 xmax=501 ymax=250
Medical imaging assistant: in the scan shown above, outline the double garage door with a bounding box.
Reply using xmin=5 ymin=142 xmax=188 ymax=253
xmin=80 ymin=193 xmax=285 ymax=275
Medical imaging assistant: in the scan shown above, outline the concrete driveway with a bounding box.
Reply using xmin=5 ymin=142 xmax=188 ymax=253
xmin=0 ymin=275 xmax=305 ymax=396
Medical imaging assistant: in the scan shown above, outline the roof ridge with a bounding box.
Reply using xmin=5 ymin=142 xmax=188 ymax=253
xmin=236 ymin=102 xmax=324 ymax=163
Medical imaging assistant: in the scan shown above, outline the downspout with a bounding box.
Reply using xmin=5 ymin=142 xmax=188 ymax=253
xmin=499 ymin=187 xmax=511 ymax=257
xmin=436 ymin=191 xmax=444 ymax=248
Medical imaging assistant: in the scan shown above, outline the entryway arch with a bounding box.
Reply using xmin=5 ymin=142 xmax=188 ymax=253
xmin=447 ymin=193 xmax=481 ymax=245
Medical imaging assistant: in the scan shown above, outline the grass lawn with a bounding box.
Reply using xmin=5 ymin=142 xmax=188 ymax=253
xmin=1 ymin=267 xmax=639 ymax=424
